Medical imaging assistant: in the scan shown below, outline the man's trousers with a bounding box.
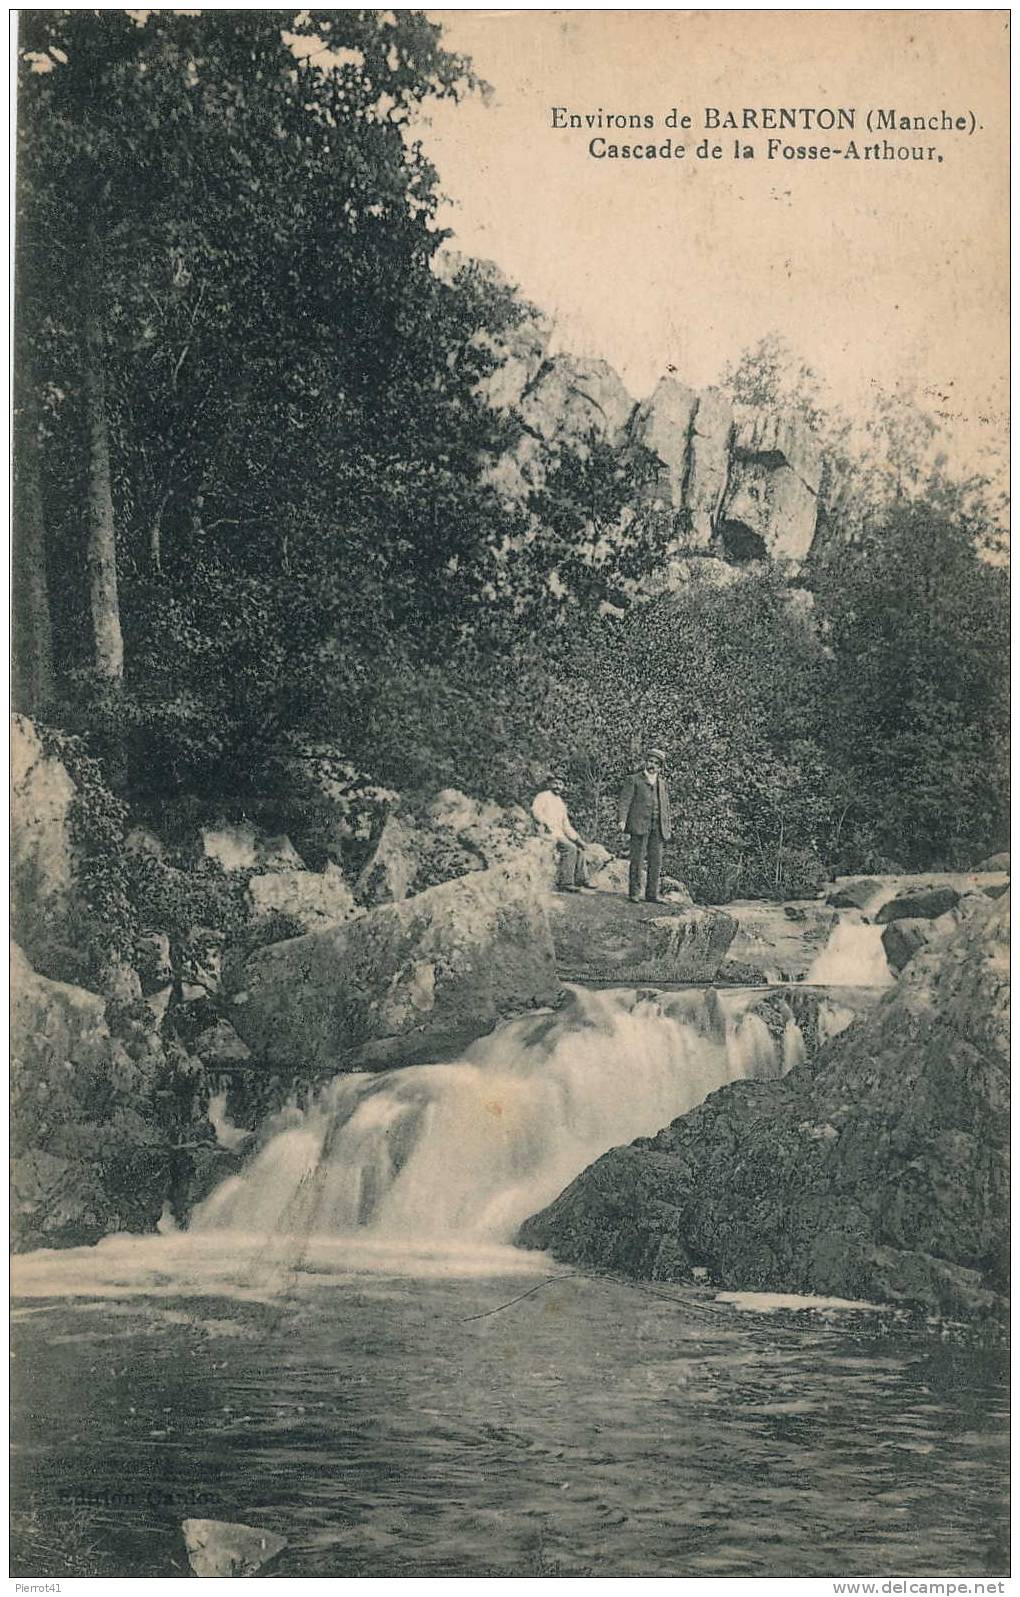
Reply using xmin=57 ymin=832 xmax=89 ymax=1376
xmin=628 ymin=827 xmax=664 ymax=901
xmin=556 ymin=839 xmax=590 ymax=889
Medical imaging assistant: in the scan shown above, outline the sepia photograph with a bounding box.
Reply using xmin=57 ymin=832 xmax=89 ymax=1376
xmin=10 ymin=7 xmax=1009 ymax=1583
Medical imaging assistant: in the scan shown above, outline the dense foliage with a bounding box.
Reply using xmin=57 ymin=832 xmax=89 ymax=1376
xmin=14 ymin=12 xmax=1009 ymax=910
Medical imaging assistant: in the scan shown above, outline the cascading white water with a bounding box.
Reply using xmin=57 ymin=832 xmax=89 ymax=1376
xmin=192 ymin=986 xmax=786 ymax=1248
xmin=805 ymin=912 xmax=892 ymax=987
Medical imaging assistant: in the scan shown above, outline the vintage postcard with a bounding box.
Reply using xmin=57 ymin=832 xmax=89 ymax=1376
xmin=10 ymin=8 xmax=1008 ymax=1585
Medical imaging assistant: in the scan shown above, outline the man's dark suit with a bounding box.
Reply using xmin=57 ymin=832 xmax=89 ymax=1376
xmin=618 ymin=771 xmax=673 ymax=902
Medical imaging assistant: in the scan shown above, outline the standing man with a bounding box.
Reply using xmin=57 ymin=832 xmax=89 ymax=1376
xmin=531 ymin=773 xmax=593 ymax=893
xmin=618 ymin=747 xmax=672 ymax=904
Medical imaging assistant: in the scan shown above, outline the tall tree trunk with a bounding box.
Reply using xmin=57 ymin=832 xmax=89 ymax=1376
xmin=83 ymin=311 xmax=124 ymax=681
xmin=12 ymin=404 xmax=55 ymax=713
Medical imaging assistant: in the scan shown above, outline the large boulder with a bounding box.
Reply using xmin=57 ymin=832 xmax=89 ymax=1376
xmin=548 ymin=892 xmax=735 ymax=984
xmin=246 ymin=863 xmax=359 ymax=932
xmin=876 ymin=885 xmax=961 ymax=924
xmin=826 ymin=878 xmax=883 ymax=912
xmin=520 ymin=895 xmax=1009 ymax=1322
xmin=229 ymin=867 xmax=560 ymax=1074
xmin=881 ymin=916 xmax=936 ymax=974
xmin=11 ymin=715 xmax=78 ymax=964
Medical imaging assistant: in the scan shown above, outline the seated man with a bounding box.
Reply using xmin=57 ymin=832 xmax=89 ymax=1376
xmin=531 ymin=773 xmax=593 ymax=893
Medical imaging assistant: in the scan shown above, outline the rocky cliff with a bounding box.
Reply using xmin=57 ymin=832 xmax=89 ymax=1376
xmin=472 ymin=269 xmax=823 ymax=575
xmin=519 ymin=895 xmax=1009 ymax=1322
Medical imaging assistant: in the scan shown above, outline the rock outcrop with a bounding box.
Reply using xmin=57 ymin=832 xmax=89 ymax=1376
xmin=468 ymin=264 xmax=826 ymax=572
xmin=520 ymin=896 xmax=1009 ymax=1321
xmin=11 ymin=715 xmax=78 ymax=968
xmin=548 ymin=892 xmax=735 ymax=984
xmin=229 ymin=867 xmax=560 ymax=1074
xmin=10 ymin=945 xmax=215 ymax=1249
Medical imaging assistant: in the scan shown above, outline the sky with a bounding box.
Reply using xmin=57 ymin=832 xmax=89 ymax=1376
xmin=417 ymin=11 xmax=1008 ymax=466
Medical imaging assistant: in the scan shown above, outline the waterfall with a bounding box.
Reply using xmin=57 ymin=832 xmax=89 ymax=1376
xmin=192 ymin=986 xmax=787 ymax=1248
xmin=805 ymin=912 xmax=892 ymax=987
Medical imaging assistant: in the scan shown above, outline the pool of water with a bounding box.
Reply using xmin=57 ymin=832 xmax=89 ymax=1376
xmin=10 ymin=1236 xmax=1009 ymax=1578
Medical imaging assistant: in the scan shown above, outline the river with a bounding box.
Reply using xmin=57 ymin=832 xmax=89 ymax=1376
xmin=10 ymin=934 xmax=1009 ymax=1578
xmin=10 ymin=1238 xmax=1009 ymax=1577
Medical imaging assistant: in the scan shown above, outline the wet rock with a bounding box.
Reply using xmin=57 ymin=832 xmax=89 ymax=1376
xmin=726 ymin=900 xmax=836 ymax=983
xmin=826 ymin=878 xmax=883 ymax=912
xmin=181 ymin=1519 xmax=287 ymax=1578
xmin=881 ymin=916 xmax=935 ymax=974
xmin=520 ymin=895 xmax=1009 ymax=1322
xmin=876 ymin=885 xmax=961 ymax=924
xmin=230 ymin=867 xmax=559 ymax=1075
xmin=247 ymin=863 xmax=359 ymax=932
xmin=549 ymin=892 xmax=735 ymax=984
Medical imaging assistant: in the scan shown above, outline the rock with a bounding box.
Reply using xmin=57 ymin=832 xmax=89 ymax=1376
xmin=146 ymin=985 xmax=174 ymax=1030
xmin=258 ymin=833 xmax=305 ymax=871
xmin=985 ymin=881 xmax=1009 ymax=900
xmin=11 ymin=715 xmax=78 ymax=965
xmin=876 ymin=885 xmax=961 ymax=924
xmin=518 ymin=353 xmax=634 ymax=451
xmin=230 ymin=867 xmax=560 ymax=1074
xmin=181 ymin=1519 xmax=287 ymax=1578
xmin=976 ymin=851 xmax=1009 ymax=873
xmin=718 ymin=455 xmax=818 ymax=569
xmin=630 ymin=376 xmax=698 ymax=512
xmin=726 ymin=900 xmax=837 ymax=983
xmin=11 ymin=946 xmax=182 ymax=1248
xmin=247 ymin=863 xmax=359 ymax=932
xmin=717 ymin=959 xmax=770 ymax=986
xmin=682 ymin=387 xmax=733 ymax=545
xmin=881 ymin=916 xmax=936 ymax=974
xmin=354 ymin=814 xmax=420 ymax=906
xmin=827 ymin=878 xmax=883 ymax=911
xmin=582 ymin=841 xmax=613 ymax=875
xmin=520 ymin=895 xmax=1009 ymax=1322
xmin=201 ymin=823 xmax=258 ymax=872
xmin=549 ymin=892 xmax=736 ymax=984
xmin=193 ymin=1020 xmax=252 ymax=1069
xmin=731 ymin=406 xmax=823 ymax=494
